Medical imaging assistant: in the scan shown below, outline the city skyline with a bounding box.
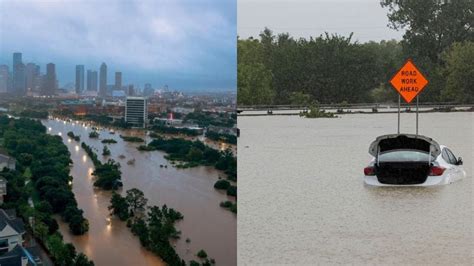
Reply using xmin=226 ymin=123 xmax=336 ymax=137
xmin=1 ymin=52 xmax=224 ymax=95
xmin=0 ymin=0 xmax=237 ymax=91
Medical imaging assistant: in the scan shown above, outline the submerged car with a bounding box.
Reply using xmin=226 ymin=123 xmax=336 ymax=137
xmin=363 ymin=134 xmax=466 ymax=186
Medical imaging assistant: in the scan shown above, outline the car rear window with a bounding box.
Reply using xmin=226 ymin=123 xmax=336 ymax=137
xmin=378 ymin=149 xmax=432 ymax=162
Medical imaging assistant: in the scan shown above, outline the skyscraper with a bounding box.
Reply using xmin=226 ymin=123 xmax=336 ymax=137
xmin=86 ymin=70 xmax=92 ymax=91
xmin=25 ymin=63 xmax=39 ymax=92
xmin=12 ymin=53 xmax=26 ymax=95
xmin=125 ymin=97 xmax=148 ymax=128
xmin=43 ymin=63 xmax=56 ymax=96
xmin=99 ymin=63 xmax=107 ymax=97
xmin=115 ymin=72 xmax=122 ymax=90
xmin=0 ymin=65 xmax=9 ymax=93
xmin=91 ymin=71 xmax=98 ymax=91
xmin=75 ymin=65 xmax=85 ymax=94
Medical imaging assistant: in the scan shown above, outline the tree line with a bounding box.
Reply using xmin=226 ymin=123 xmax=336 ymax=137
xmin=238 ymin=0 xmax=473 ymax=105
xmin=0 ymin=116 xmax=93 ymax=265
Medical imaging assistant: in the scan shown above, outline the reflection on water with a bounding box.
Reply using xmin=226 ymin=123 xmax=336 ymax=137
xmin=44 ymin=119 xmax=236 ymax=266
xmin=238 ymin=112 xmax=473 ymax=265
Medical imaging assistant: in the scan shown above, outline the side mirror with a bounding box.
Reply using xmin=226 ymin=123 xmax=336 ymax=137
xmin=457 ymin=157 xmax=463 ymax=165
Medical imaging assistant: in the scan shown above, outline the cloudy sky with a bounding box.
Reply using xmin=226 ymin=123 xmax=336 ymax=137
xmin=0 ymin=0 xmax=236 ymax=91
xmin=238 ymin=0 xmax=404 ymax=42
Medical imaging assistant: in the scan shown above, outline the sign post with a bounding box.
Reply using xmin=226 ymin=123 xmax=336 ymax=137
xmin=398 ymin=95 xmax=401 ymax=134
xmin=389 ymin=59 xmax=428 ymax=135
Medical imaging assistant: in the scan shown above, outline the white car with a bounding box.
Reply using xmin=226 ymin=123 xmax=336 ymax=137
xmin=364 ymin=134 xmax=466 ymax=186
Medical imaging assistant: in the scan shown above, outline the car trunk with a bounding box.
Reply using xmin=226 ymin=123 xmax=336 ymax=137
xmin=368 ymin=134 xmax=441 ymax=185
xmin=375 ymin=162 xmax=431 ymax=184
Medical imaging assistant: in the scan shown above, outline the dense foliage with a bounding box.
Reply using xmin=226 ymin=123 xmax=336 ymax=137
xmin=220 ymin=201 xmax=237 ymax=214
xmin=140 ymin=137 xmax=237 ymax=182
xmin=205 ymin=131 xmax=237 ymax=145
xmin=81 ymin=142 xmax=123 ymax=190
xmin=120 ymin=135 xmax=145 ymax=142
xmin=238 ymin=0 xmax=473 ymax=105
xmin=0 ymin=115 xmax=93 ymax=265
xmin=184 ymin=112 xmax=236 ymax=128
xmin=18 ymin=109 xmax=49 ymax=119
xmin=108 ymin=189 xmax=187 ymax=265
xmin=101 ymin=139 xmax=117 ymax=144
xmin=150 ymin=125 xmax=201 ymax=137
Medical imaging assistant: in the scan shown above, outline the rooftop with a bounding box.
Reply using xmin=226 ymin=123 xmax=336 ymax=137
xmin=0 ymin=209 xmax=25 ymax=235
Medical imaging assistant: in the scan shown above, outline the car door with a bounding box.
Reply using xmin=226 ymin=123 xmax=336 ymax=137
xmin=444 ymin=148 xmax=464 ymax=182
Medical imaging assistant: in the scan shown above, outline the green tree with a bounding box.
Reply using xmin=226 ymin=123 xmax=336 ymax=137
xmin=102 ymin=145 xmax=111 ymax=156
xmin=441 ymin=42 xmax=474 ymax=103
xmin=46 ymin=234 xmax=76 ymax=266
xmin=238 ymin=63 xmax=274 ymax=105
xmin=74 ymin=253 xmax=95 ymax=266
xmin=381 ymin=0 xmax=473 ymax=64
xmin=126 ymin=188 xmax=148 ymax=217
xmin=109 ymin=192 xmax=130 ymax=221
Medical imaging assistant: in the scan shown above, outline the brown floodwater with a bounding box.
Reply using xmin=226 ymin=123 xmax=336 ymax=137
xmin=43 ymin=119 xmax=236 ymax=266
xmin=238 ymin=112 xmax=473 ymax=265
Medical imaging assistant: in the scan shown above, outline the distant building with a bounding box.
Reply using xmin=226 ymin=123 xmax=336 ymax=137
xmin=75 ymin=65 xmax=85 ymax=94
xmin=11 ymin=53 xmax=25 ymax=96
xmin=171 ymin=107 xmax=194 ymax=114
xmin=0 ymin=65 xmax=9 ymax=93
xmin=42 ymin=63 xmax=56 ymax=96
xmin=125 ymin=97 xmax=148 ymax=128
xmin=86 ymin=70 xmax=98 ymax=91
xmin=112 ymin=90 xmax=126 ymax=98
xmin=153 ymin=117 xmax=183 ymax=126
xmin=115 ymin=72 xmax=122 ymax=90
xmin=0 ymin=153 xmax=15 ymax=171
xmin=127 ymin=85 xmax=135 ymax=96
xmin=143 ymin=83 xmax=154 ymax=97
xmin=25 ymin=63 xmax=38 ymax=94
xmin=99 ymin=63 xmax=107 ymax=97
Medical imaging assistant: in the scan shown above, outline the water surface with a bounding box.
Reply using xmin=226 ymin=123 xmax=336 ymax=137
xmin=238 ymin=112 xmax=473 ymax=265
xmin=44 ymin=119 xmax=236 ymax=266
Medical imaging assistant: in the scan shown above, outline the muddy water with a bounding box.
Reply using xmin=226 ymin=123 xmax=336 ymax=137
xmin=238 ymin=112 xmax=473 ymax=265
xmin=44 ymin=119 xmax=236 ymax=266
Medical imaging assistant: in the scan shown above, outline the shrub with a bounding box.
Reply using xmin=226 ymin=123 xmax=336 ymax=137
xmin=214 ymin=180 xmax=230 ymax=190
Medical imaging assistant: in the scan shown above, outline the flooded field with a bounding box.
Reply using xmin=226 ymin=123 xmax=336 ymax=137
xmin=238 ymin=112 xmax=473 ymax=265
xmin=44 ymin=119 xmax=236 ymax=266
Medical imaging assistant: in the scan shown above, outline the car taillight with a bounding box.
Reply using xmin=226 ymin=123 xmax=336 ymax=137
xmin=364 ymin=166 xmax=375 ymax=176
xmin=428 ymin=166 xmax=445 ymax=176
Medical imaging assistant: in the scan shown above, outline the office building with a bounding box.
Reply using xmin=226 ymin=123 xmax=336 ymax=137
xmin=87 ymin=70 xmax=98 ymax=91
xmin=12 ymin=53 xmax=26 ymax=96
xmin=125 ymin=97 xmax=148 ymax=128
xmin=99 ymin=63 xmax=107 ymax=97
xmin=42 ymin=63 xmax=56 ymax=96
xmin=115 ymin=72 xmax=122 ymax=89
xmin=75 ymin=65 xmax=85 ymax=94
xmin=25 ymin=63 xmax=39 ymax=92
xmin=0 ymin=65 xmax=9 ymax=93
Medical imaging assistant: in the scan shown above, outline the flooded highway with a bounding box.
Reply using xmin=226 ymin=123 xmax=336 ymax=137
xmin=238 ymin=112 xmax=473 ymax=265
xmin=43 ymin=119 xmax=236 ymax=266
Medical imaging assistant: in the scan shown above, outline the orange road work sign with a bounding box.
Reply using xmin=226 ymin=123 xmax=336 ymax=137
xmin=390 ymin=59 xmax=428 ymax=103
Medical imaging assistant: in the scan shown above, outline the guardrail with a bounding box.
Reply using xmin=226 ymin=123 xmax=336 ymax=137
xmin=238 ymin=102 xmax=474 ymax=112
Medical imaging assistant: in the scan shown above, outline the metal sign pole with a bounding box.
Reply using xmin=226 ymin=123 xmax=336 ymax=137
xmin=416 ymin=95 xmax=419 ymax=135
xmin=398 ymin=95 xmax=401 ymax=134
